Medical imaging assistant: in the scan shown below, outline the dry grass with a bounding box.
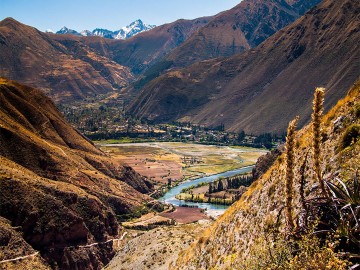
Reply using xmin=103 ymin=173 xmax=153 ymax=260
xmin=105 ymin=221 xmax=212 ymax=270
xmin=173 ymin=81 xmax=360 ymax=269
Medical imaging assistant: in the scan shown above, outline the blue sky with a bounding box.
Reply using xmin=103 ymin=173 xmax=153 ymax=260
xmin=0 ymin=0 xmax=242 ymax=31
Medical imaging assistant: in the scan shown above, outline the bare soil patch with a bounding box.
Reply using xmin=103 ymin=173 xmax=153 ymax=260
xmin=159 ymin=207 xmax=210 ymax=224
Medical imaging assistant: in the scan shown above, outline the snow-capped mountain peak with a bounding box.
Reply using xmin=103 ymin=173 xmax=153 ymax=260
xmin=80 ymin=30 xmax=92 ymax=37
xmin=56 ymin=26 xmax=81 ymax=36
xmin=53 ymin=20 xmax=156 ymax=40
xmin=116 ymin=19 xmax=155 ymax=39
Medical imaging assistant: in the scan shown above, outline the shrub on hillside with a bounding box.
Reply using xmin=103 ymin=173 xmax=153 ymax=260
xmin=340 ymin=124 xmax=360 ymax=149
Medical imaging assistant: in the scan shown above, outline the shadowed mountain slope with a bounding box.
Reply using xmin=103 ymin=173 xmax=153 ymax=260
xmin=128 ymin=0 xmax=360 ymax=134
xmin=0 ymin=78 xmax=153 ymax=269
xmin=0 ymin=18 xmax=133 ymax=103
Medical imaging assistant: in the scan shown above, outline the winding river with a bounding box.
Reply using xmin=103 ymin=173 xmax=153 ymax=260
xmin=158 ymin=165 xmax=254 ymax=214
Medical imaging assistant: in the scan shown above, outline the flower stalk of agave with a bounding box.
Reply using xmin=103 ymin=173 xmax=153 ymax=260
xmin=285 ymin=116 xmax=299 ymax=235
xmin=312 ymin=87 xmax=327 ymax=197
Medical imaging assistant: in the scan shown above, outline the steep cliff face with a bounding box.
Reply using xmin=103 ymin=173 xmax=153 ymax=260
xmin=0 ymin=78 xmax=152 ymax=269
xmin=174 ymin=81 xmax=360 ymax=269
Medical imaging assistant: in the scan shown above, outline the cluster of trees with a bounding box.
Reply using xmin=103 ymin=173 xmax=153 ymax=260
xmin=60 ymin=104 xmax=127 ymax=132
xmin=86 ymin=131 xmax=163 ymax=140
xmin=60 ymin=102 xmax=288 ymax=149
xmin=180 ymin=182 xmax=208 ymax=193
xmin=252 ymin=132 xmax=286 ymax=149
xmin=209 ymin=174 xmax=253 ymax=193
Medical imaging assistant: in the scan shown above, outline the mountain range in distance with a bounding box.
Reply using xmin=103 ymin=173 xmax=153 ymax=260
xmin=49 ymin=19 xmax=156 ymax=40
xmin=0 ymin=0 xmax=358 ymax=135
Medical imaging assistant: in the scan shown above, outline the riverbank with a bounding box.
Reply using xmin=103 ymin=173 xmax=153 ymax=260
xmin=158 ymin=166 xmax=254 ymax=219
xmin=175 ymin=172 xmax=252 ymax=207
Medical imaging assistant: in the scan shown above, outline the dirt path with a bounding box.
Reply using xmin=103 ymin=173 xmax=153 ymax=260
xmin=0 ymin=233 xmax=128 ymax=265
xmin=0 ymin=252 xmax=40 ymax=264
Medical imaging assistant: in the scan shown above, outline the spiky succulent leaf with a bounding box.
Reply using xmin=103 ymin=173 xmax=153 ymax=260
xmin=325 ymin=180 xmax=350 ymax=203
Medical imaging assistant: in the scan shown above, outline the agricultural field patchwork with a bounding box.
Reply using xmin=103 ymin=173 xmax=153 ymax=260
xmin=99 ymin=142 xmax=266 ymax=185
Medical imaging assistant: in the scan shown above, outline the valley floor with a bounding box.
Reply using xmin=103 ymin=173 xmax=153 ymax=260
xmin=100 ymin=142 xmax=253 ymax=269
xmin=98 ymin=142 xmax=266 ymax=184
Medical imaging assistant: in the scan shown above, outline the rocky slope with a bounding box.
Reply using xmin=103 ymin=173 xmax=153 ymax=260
xmin=128 ymin=0 xmax=360 ymax=134
xmin=0 ymin=217 xmax=50 ymax=270
xmin=0 ymin=78 xmax=153 ymax=269
xmin=0 ymin=18 xmax=133 ymax=103
xmin=105 ymin=222 xmax=212 ymax=270
xmin=252 ymin=147 xmax=283 ymax=180
xmin=173 ymin=78 xmax=360 ymax=269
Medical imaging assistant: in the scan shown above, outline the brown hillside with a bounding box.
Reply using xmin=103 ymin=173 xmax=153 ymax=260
xmin=125 ymin=0 xmax=321 ymax=97
xmin=129 ymin=0 xmax=360 ymax=134
xmin=0 ymin=78 xmax=152 ymax=269
xmin=51 ymin=17 xmax=212 ymax=77
xmin=0 ymin=18 xmax=133 ymax=103
xmin=0 ymin=217 xmax=50 ymax=270
xmin=166 ymin=0 xmax=321 ymax=67
xmin=173 ymin=77 xmax=360 ymax=269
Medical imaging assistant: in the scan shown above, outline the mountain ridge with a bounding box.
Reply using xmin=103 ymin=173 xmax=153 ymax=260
xmin=128 ymin=0 xmax=360 ymax=134
xmin=53 ymin=16 xmax=213 ymax=76
xmin=124 ymin=0 xmax=321 ymax=95
xmin=0 ymin=16 xmax=212 ymax=103
xmin=55 ymin=19 xmax=156 ymax=40
xmin=165 ymin=0 xmax=322 ymax=67
xmin=0 ymin=17 xmax=134 ymax=103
